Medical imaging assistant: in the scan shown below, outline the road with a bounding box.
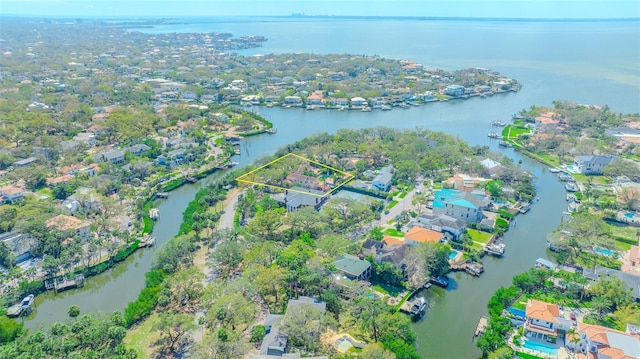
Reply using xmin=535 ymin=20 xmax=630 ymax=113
xmin=379 ymin=180 xmax=427 ymax=230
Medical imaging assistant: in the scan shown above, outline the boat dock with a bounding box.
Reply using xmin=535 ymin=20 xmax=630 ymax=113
xmin=154 ymin=192 xmax=170 ymax=199
xmin=45 ymin=275 xmax=85 ymax=292
xmin=474 ymin=316 xmax=489 ymax=338
xmin=484 ymin=243 xmax=506 ymax=256
xmin=491 ymin=121 xmax=506 ymax=127
xmin=465 ymin=262 xmax=485 ymax=276
xmin=149 ymin=208 xmax=159 ymax=220
xmin=487 ymin=132 xmax=500 ymax=139
xmin=138 ymin=234 xmax=156 ymax=248
xmin=399 ymin=296 xmax=427 ymax=316
xmin=430 ymin=275 xmax=450 ymax=288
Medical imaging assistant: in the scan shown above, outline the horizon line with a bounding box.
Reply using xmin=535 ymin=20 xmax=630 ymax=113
xmin=0 ymin=14 xmax=638 ymax=22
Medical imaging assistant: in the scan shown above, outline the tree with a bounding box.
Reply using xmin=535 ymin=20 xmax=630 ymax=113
xmin=209 ymin=240 xmax=245 ymax=279
xmin=279 ymin=303 xmax=326 ymax=352
xmin=67 ymin=305 xmax=80 ymax=320
xmin=207 ymin=292 xmax=258 ymax=333
xmin=152 ymin=313 xmax=195 ymax=356
xmin=247 ymin=209 xmax=281 ymax=239
xmin=588 ymin=275 xmax=632 ymax=311
xmin=153 ymin=234 xmax=196 ymax=273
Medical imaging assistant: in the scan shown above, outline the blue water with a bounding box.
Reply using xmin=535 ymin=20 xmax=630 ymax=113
xmin=508 ymin=307 xmax=526 ymax=318
xmin=523 ymin=340 xmax=559 ymax=356
xmin=449 ymin=250 xmax=458 ymax=260
xmin=625 ymin=212 xmax=634 ymax=219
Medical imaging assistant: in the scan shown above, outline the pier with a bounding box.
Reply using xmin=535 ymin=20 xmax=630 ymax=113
xmin=484 ymin=243 xmax=506 ymax=256
xmin=45 ymin=275 xmax=85 ymax=292
xmin=399 ymin=296 xmax=427 ymax=316
xmin=138 ymin=234 xmax=156 ymax=248
xmin=465 ymin=262 xmax=485 ymax=276
xmin=474 ymin=316 xmax=489 ymax=338
xmin=149 ymin=208 xmax=159 ymax=220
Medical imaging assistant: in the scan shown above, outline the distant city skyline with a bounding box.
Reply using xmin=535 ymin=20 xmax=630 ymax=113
xmin=1 ymin=0 xmax=639 ymax=19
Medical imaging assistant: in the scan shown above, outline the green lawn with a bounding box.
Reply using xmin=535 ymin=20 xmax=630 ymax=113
xmin=124 ymin=312 xmax=161 ymax=359
xmin=517 ymin=352 xmax=544 ymax=359
xmin=512 ymin=294 xmax=529 ymax=310
xmin=398 ymin=192 xmax=408 ymax=199
xmin=385 ymin=200 xmax=399 ymax=210
xmin=572 ymin=173 xmax=610 ymax=185
xmin=502 ymin=125 xmax=532 ymax=140
xmin=383 ymin=228 xmax=405 ymax=237
xmin=467 ymin=229 xmax=493 ymax=244
xmin=371 ymin=282 xmax=405 ymax=297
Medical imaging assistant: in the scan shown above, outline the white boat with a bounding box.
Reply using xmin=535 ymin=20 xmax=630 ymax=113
xmin=548 ymin=167 xmax=561 ymax=173
xmin=381 ymin=105 xmax=392 ymax=111
xmin=21 ymin=294 xmax=34 ymax=308
xmin=361 ymin=106 xmax=372 ymax=112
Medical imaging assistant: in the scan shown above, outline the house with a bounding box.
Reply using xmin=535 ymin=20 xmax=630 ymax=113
xmin=45 ymin=214 xmax=91 ymax=241
xmin=524 ymin=299 xmax=572 ymax=342
xmin=372 ymin=165 xmax=394 ymax=192
xmin=443 ymin=85 xmax=465 ymax=97
xmin=0 ymin=185 xmax=25 ymax=204
xmin=432 ymin=188 xmax=490 ymax=223
xmin=283 ymin=96 xmax=302 ymax=106
xmin=443 ymin=173 xmax=490 ymax=191
xmin=404 ymin=226 xmax=443 ymax=246
xmin=417 ymin=213 xmax=467 ymax=240
xmin=480 ymin=158 xmax=503 ymax=176
xmin=60 ymin=164 xmax=82 ymax=176
xmin=46 ymin=174 xmax=74 ymax=187
xmin=274 ymin=187 xmax=328 ymax=212
xmin=362 ymin=238 xmax=384 ymax=257
xmin=574 ymin=155 xmax=617 ymax=175
xmin=13 ymin=157 xmax=37 ymax=168
xmin=350 ymin=97 xmax=367 ymax=107
xmin=123 ymin=144 xmax=151 ymax=156
xmin=582 ymin=266 xmax=640 ymax=302
xmin=306 ymin=92 xmax=324 ymax=105
xmin=567 ymin=322 xmax=640 ymax=358
xmin=334 ymin=254 xmax=372 ymax=281
xmin=258 ymin=297 xmax=327 ymax=357
xmin=286 ymin=173 xmax=320 ymax=189
xmin=0 ymin=232 xmax=34 ymax=263
xmin=622 ymin=240 xmax=640 ymax=274
xmin=78 ymin=164 xmax=100 ymax=177
xmin=95 ymin=150 xmax=125 ymax=165
xmin=72 ymin=132 xmax=96 ymax=147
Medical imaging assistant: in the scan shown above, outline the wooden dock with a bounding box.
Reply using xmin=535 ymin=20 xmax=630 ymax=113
xmin=138 ymin=234 xmax=156 ymax=248
xmin=45 ymin=275 xmax=85 ymax=292
xmin=474 ymin=316 xmax=489 ymax=338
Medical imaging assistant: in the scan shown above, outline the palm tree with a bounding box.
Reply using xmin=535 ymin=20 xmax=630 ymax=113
xmin=590 ymin=296 xmax=611 ymax=317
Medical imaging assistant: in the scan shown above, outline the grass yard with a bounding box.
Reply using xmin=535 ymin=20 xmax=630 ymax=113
xmin=383 ymin=228 xmax=405 ymax=237
xmin=385 ymin=200 xmax=399 ymax=210
xmin=371 ymin=282 xmax=405 ymax=297
xmin=502 ymin=125 xmax=532 ymax=140
xmin=466 ymin=229 xmax=493 ymax=244
xmin=398 ymin=192 xmax=408 ymax=199
xmin=512 ymin=294 xmax=529 ymax=310
xmin=124 ymin=312 xmax=161 ymax=359
xmin=517 ymin=352 xmax=545 ymax=359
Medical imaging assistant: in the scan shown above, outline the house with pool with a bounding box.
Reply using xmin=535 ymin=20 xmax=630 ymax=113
xmin=567 ymin=322 xmax=640 ymax=359
xmin=432 ymin=188 xmax=490 ymax=223
xmin=524 ymin=299 xmax=572 ymax=343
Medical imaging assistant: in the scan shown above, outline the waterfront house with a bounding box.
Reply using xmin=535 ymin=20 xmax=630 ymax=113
xmin=443 ymin=84 xmax=465 ymax=97
xmin=404 ymin=226 xmax=444 ymax=246
xmin=306 ymin=92 xmax=324 ymax=105
xmin=574 ymin=155 xmax=617 ymax=175
xmin=284 ymin=95 xmax=302 ymax=106
xmin=524 ymin=299 xmax=571 ymax=343
xmin=432 ymin=188 xmax=489 ymax=223
xmin=329 ymin=98 xmax=348 ymax=107
xmin=567 ymin=322 xmax=640 ymax=358
xmin=286 ymin=173 xmax=320 ymax=190
xmin=350 ymin=97 xmax=367 ymax=107
xmin=46 ymin=214 xmax=91 ymax=241
xmin=334 ymin=254 xmax=372 ymax=281
xmin=480 ymin=158 xmax=503 ymax=177
xmin=372 ymin=165 xmax=394 ymax=192
xmin=0 ymin=232 xmax=35 ymax=263
xmin=443 ymin=173 xmax=490 ymax=192
xmin=417 ymin=212 xmax=467 ymax=240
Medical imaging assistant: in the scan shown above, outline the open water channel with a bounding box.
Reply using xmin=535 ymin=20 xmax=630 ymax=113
xmin=24 ymin=17 xmax=639 ymax=359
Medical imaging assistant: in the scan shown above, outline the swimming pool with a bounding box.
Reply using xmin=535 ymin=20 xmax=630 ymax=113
xmin=508 ymin=307 xmax=526 ymax=318
xmin=522 ymin=340 xmax=558 ymax=356
xmin=449 ymin=251 xmax=458 ymax=260
xmin=625 ymin=212 xmax=634 ymax=219
xmin=594 ymin=246 xmax=618 ymax=258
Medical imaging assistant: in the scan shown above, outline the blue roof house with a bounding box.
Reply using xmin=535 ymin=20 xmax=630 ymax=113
xmin=432 ymin=188 xmax=489 ymax=223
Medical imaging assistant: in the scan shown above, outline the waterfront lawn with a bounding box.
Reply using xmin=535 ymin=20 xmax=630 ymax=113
xmin=371 ymin=281 xmax=404 ymax=297
xmin=383 ymin=228 xmax=405 ymax=237
xmin=573 ymin=174 xmax=609 ymax=185
xmin=511 ymin=295 xmax=529 ymax=310
xmin=466 ymin=229 xmax=493 ymax=244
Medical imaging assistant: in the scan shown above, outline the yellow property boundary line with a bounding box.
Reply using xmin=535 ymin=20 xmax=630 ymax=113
xmin=236 ymin=153 xmax=354 ymax=197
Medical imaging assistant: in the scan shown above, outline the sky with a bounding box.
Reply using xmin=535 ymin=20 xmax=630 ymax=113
xmin=0 ymin=0 xmax=639 ymax=19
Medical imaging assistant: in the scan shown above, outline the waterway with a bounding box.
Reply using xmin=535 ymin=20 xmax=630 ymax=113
xmin=24 ymin=17 xmax=639 ymax=359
